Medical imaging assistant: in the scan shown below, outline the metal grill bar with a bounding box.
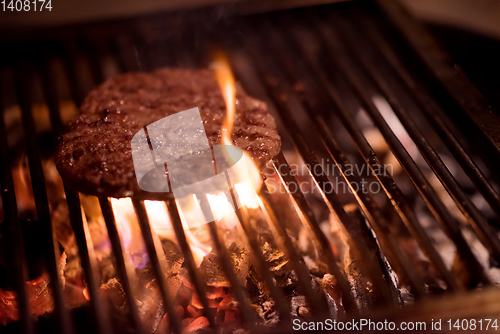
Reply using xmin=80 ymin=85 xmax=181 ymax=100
xmin=229 ymin=191 xmax=292 ymax=323
xmin=258 ymin=184 xmax=329 ymax=316
xmin=269 ymin=157 xmax=361 ymax=310
xmin=272 ymin=152 xmax=398 ymax=303
xmin=331 ymin=11 xmax=500 ymax=266
xmin=131 ymin=199 xmax=182 ymax=334
xmin=312 ymin=12 xmax=489 ymax=286
xmin=112 ymin=34 xmax=142 ymax=73
xmin=98 ymin=198 xmax=144 ymax=334
xmin=15 ymin=58 xmax=73 ymax=334
xmin=0 ymin=69 xmax=33 ymax=334
xmin=240 ymin=25 xmax=427 ymax=297
xmin=263 ymin=15 xmax=458 ymax=291
xmin=48 ymin=40 xmax=113 ymax=334
xmin=375 ymin=0 xmax=500 ymax=166
xmin=77 ymin=39 xmax=106 ymax=86
xmin=64 ymin=189 xmax=110 ymax=334
xmin=351 ymin=9 xmax=500 ymax=222
xmin=37 ymin=55 xmax=65 ymax=141
xmin=200 ymin=200 xmax=260 ymax=327
xmin=96 ymin=22 xmax=262 ymax=330
xmin=36 ymin=54 xmax=79 ymax=333
xmin=164 ymin=199 xmax=216 ymax=327
xmin=2 ymin=2 xmax=500 ymax=333
xmin=273 ymin=151 xmax=387 ymax=310
xmin=62 ymin=41 xmax=93 ymax=106
xmin=221 ymin=32 xmax=364 ymax=313
xmin=223 ymin=43 xmax=399 ymax=308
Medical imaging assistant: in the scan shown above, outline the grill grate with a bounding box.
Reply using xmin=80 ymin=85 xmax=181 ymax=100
xmin=1 ymin=1 xmax=500 ymax=333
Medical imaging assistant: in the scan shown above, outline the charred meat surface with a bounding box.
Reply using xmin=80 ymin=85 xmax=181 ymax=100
xmin=56 ymin=68 xmax=281 ymax=198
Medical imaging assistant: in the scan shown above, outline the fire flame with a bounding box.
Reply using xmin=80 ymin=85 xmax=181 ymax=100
xmin=144 ymin=200 xmax=172 ymax=238
xmin=110 ymin=198 xmax=148 ymax=269
xmin=83 ymin=288 xmax=90 ymax=301
xmin=107 ymin=54 xmax=264 ymax=270
xmin=143 ymin=199 xmax=211 ymax=267
xmin=176 ymin=194 xmax=207 ymax=230
xmin=206 ymin=192 xmax=234 ymax=222
xmin=212 ymin=51 xmax=236 ymax=146
xmin=12 ymin=161 xmax=35 ymax=213
xmin=234 ymin=182 xmax=259 ymax=209
xmin=211 ymin=52 xmax=262 ymax=203
xmin=110 ymin=198 xmax=135 ymax=248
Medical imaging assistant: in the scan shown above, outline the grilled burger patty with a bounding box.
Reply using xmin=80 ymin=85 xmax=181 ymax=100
xmin=56 ymin=68 xmax=281 ymax=198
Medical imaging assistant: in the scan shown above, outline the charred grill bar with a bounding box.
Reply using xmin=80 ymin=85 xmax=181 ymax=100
xmin=1 ymin=1 xmax=500 ymax=333
xmin=0 ymin=69 xmax=33 ymax=334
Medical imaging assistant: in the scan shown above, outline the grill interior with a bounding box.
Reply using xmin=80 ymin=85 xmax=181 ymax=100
xmin=1 ymin=1 xmax=500 ymax=333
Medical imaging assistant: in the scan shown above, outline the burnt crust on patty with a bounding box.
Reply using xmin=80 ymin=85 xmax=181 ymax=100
xmin=56 ymin=68 xmax=281 ymax=198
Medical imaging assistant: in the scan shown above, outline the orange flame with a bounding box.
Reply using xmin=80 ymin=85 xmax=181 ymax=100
xmin=206 ymin=192 xmax=234 ymax=222
xmin=107 ymin=54 xmax=265 ymax=271
xmin=211 ymin=52 xmax=263 ymax=207
xmin=212 ymin=51 xmax=236 ymax=146
xmin=110 ymin=198 xmax=148 ymax=269
xmin=110 ymin=198 xmax=135 ymax=248
xmin=12 ymin=161 xmax=35 ymax=213
xmin=83 ymin=288 xmax=90 ymax=301
xmin=234 ymin=182 xmax=259 ymax=209
xmin=143 ymin=199 xmax=212 ymax=267
xmin=185 ymin=228 xmax=212 ymax=267
xmin=144 ymin=200 xmax=172 ymax=238
xmin=206 ymin=192 xmax=238 ymax=230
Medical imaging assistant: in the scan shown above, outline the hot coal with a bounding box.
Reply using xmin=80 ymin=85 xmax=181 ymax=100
xmin=51 ymin=195 xmax=111 ymax=259
xmin=46 ymin=200 xmax=345 ymax=333
xmin=0 ymin=219 xmax=49 ymax=291
xmin=0 ymin=253 xmax=66 ymax=323
xmin=98 ymin=241 xmax=184 ymax=333
xmin=198 ymin=243 xmax=250 ymax=287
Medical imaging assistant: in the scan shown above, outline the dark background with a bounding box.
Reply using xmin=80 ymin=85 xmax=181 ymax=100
xmin=1 ymin=0 xmax=499 ymax=110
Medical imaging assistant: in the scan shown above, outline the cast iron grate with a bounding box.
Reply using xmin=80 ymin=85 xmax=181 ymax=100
xmin=1 ymin=1 xmax=500 ymax=333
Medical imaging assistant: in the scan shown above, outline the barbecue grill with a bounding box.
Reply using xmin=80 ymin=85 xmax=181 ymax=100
xmin=1 ymin=0 xmax=500 ymax=333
